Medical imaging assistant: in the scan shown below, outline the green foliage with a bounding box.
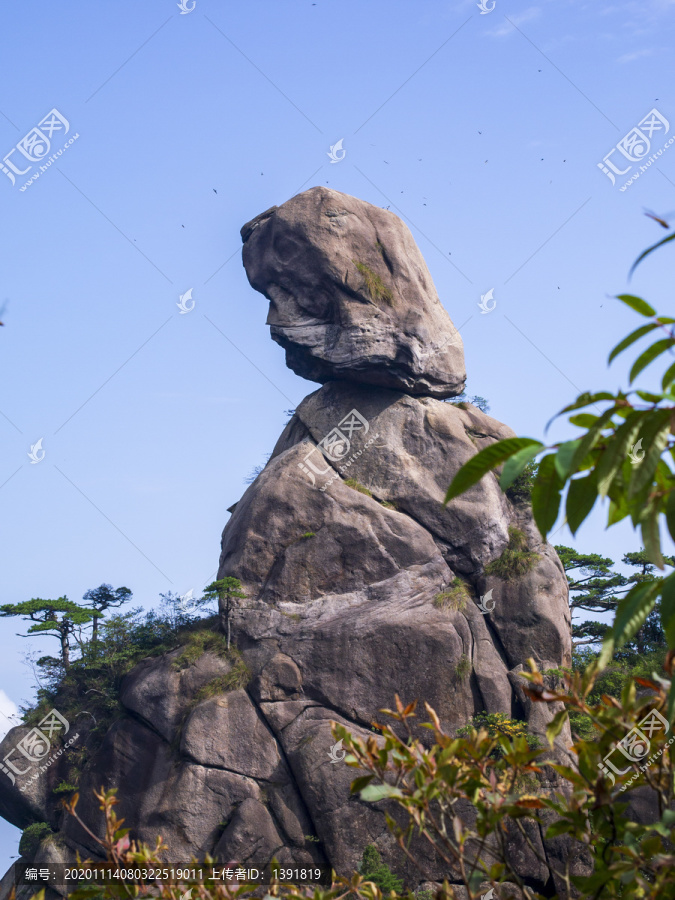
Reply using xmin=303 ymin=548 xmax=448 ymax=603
xmin=192 ymin=654 xmax=250 ymax=701
xmin=453 ymin=653 xmax=472 ymax=681
xmin=352 ymin=260 xmax=394 ymax=304
xmin=171 ymin=628 xmax=233 ymax=670
xmin=358 ymin=844 xmax=404 ymax=894
xmin=450 ymin=391 xmax=491 ymax=414
xmin=433 ymin=578 xmax=470 ymax=612
xmin=82 ymin=584 xmax=132 ymax=642
xmin=19 ymin=821 xmax=53 ymax=859
xmin=345 ymin=478 xmax=373 ymax=497
xmin=484 ymin=525 xmax=540 ymax=580
xmin=444 ymin=238 xmax=675 ymax=701
xmin=337 ymin=668 xmax=675 ymax=900
xmin=505 ymin=459 xmax=538 ymax=503
xmin=0 ymin=596 xmax=97 ymax=669
xmin=457 ymin=711 xmax=540 ymax=759
xmin=380 ymin=499 xmax=397 ymax=510
xmin=53 ymin=780 xmax=78 ymax=796
xmin=300 ymin=531 xmax=316 ymax=539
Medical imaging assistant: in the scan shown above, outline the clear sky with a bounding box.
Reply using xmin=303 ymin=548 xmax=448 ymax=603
xmin=0 ymin=0 xmax=674 ymax=867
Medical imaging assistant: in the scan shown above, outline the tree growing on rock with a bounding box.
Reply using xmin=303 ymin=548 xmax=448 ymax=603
xmin=0 ymin=597 xmax=95 ymax=670
xmin=82 ymin=583 xmax=132 ymax=643
xmin=202 ymin=577 xmax=247 ymax=650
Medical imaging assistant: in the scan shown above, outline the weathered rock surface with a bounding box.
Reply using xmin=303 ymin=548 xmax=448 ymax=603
xmin=241 ymin=187 xmax=466 ymax=398
xmin=1 ymin=191 xmax=576 ymax=893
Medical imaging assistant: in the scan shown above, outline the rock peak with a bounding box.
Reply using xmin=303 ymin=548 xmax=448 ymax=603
xmin=241 ymin=186 xmax=466 ymax=398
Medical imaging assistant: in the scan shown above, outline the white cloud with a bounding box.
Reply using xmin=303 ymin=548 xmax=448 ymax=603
xmin=617 ymin=47 xmax=655 ymax=62
xmin=0 ymin=691 xmax=20 ymax=741
xmin=490 ymin=6 xmax=542 ymax=37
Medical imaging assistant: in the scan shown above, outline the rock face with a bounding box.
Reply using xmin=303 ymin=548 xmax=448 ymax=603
xmin=0 ymin=191 xmax=574 ymax=895
xmin=241 ymin=187 xmax=466 ymax=398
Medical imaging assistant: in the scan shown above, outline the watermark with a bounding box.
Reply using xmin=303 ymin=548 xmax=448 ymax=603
xmin=177 ymin=0 xmax=196 ymax=12
xmin=628 ymin=438 xmax=645 ymax=465
xmin=297 ymin=409 xmax=380 ymax=492
xmin=1 ymin=109 xmax=79 ymax=192
xmin=597 ymin=707 xmax=670 ymax=788
xmin=327 ymin=139 xmax=346 ymax=163
xmin=476 ymin=589 xmax=495 ymax=615
xmin=597 ymin=108 xmax=671 ymax=190
xmin=0 ymin=708 xmax=79 ymax=792
xmin=328 ymin=738 xmax=346 ymax=763
xmin=178 ymin=589 xmax=198 ymax=613
xmin=177 ymin=288 xmax=195 ymax=314
xmin=478 ymin=289 xmax=496 ymax=314
xmin=477 ymin=0 xmax=495 ymax=13
xmin=481 ymin=890 xmax=495 ymax=900
xmin=28 ymin=438 xmax=45 ymax=464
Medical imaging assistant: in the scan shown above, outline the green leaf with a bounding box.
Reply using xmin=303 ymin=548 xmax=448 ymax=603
xmin=665 ymin=489 xmax=675 ymax=544
xmin=554 ymin=439 xmax=582 ymax=481
xmin=640 ymin=501 xmax=665 ymax=569
xmin=445 ymin=438 xmax=541 ymax=503
xmin=545 ymin=709 xmax=568 ymax=747
xmin=565 ymin=471 xmax=598 ymax=535
xmin=568 ymin=413 xmax=599 ymax=428
xmin=608 ymin=323 xmax=659 ymax=363
xmin=570 ymin=405 xmax=622 ymax=472
xmin=627 ymin=409 xmax=672 ymax=498
xmin=499 ymin=442 xmax=544 ymax=491
xmin=629 ymin=338 xmax=675 ymax=383
xmin=349 ymin=775 xmax=374 ymax=794
xmin=594 ymin=412 xmax=646 ymax=497
xmin=360 ymin=784 xmax=402 ymax=803
xmin=629 ymin=232 xmax=675 ymax=278
xmin=611 ymin=579 xmax=662 ymax=651
xmin=615 ymin=294 xmax=657 ymax=317
xmin=548 ymin=392 xmax=616 ymax=431
xmin=660 ymin=572 xmax=675 ymax=648
xmin=662 ymin=359 xmax=675 ymax=391
xmin=530 ymin=455 xmax=563 ymax=538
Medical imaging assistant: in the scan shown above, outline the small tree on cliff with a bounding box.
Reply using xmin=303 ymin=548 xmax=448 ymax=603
xmin=82 ymin=583 xmax=133 ymax=643
xmin=201 ymin=577 xmax=247 ymax=650
xmin=0 ymin=597 xmax=95 ymax=670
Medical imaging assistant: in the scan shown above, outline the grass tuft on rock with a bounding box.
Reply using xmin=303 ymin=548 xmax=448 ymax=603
xmin=345 ymin=478 xmax=373 ymax=497
xmin=484 ymin=525 xmax=540 ymax=581
xmin=352 ymin=260 xmax=394 ymax=304
xmin=171 ymin=629 xmax=233 ymax=671
xmin=433 ymin=578 xmax=471 ymax=612
xmin=453 ymin=653 xmax=472 ymax=681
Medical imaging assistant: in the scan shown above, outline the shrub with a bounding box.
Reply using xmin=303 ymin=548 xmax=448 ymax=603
xmin=352 ymin=261 xmax=394 ymax=304
xmin=358 ymin=844 xmax=404 ymax=894
xmin=171 ymin=628 xmax=231 ymax=671
xmin=484 ymin=525 xmax=540 ymax=580
xmin=506 ymin=460 xmax=538 ymax=504
xmin=19 ymin=822 xmax=53 ymax=860
xmin=457 ymin=711 xmax=540 ymax=758
xmin=192 ymin=651 xmax=250 ymax=700
xmin=453 ymin=653 xmax=472 ymax=681
xmin=300 ymin=531 xmax=316 ymax=539
xmin=433 ymin=578 xmax=470 ymax=612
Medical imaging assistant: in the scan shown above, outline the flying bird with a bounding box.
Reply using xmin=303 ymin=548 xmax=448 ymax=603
xmin=213 ymin=189 xmax=217 ymax=194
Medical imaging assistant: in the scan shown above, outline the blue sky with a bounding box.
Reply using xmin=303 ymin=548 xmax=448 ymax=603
xmin=1 ymin=0 xmax=674 ymax=866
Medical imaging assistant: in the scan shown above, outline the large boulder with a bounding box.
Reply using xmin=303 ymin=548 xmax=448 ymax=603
xmin=240 ymin=187 xmax=466 ymax=398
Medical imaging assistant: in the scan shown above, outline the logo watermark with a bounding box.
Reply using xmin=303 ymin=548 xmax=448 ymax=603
xmin=328 ymin=738 xmax=346 ymax=763
xmin=28 ymin=439 xmax=45 ymax=464
xmin=629 ymin=438 xmax=645 ymax=466
xmin=478 ymin=289 xmax=496 ymax=314
xmin=177 ymin=288 xmax=195 ymax=314
xmin=597 ymin=707 xmax=671 ymax=788
xmin=298 ymin=409 xmax=379 ymax=492
xmin=477 ymin=0 xmax=495 ymax=13
xmin=481 ymin=890 xmax=495 ymax=900
xmin=2 ymin=109 xmax=79 ymax=192
xmin=597 ymin=108 xmax=672 ymax=190
xmin=476 ymin=589 xmax=495 ymax=615
xmin=0 ymin=709 xmax=79 ymax=792
xmin=327 ymin=139 xmax=346 ymax=163
xmin=177 ymin=0 xmax=196 ymax=12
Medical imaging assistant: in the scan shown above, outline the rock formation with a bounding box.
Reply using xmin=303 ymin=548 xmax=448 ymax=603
xmin=0 ymin=188 xmax=577 ymax=896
